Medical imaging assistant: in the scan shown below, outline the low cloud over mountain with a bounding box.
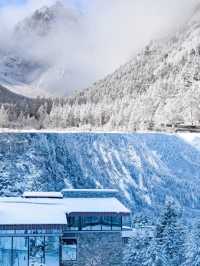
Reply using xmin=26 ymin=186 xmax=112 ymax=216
xmin=0 ymin=0 xmax=197 ymax=96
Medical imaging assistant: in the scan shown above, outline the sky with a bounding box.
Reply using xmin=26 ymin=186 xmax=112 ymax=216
xmin=0 ymin=0 xmax=84 ymax=8
xmin=0 ymin=0 xmax=26 ymax=6
xmin=0 ymin=0 xmax=199 ymax=96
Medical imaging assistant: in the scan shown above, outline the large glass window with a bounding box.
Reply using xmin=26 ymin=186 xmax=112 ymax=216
xmin=62 ymin=239 xmax=77 ymax=261
xmin=29 ymin=237 xmax=45 ymax=266
xmin=67 ymin=216 xmax=80 ymax=230
xmin=0 ymin=237 xmax=12 ymax=266
xmin=81 ymin=216 xmax=92 ymax=230
xmin=112 ymin=216 xmax=122 ymax=230
xmin=13 ymin=237 xmax=28 ymax=266
xmin=0 ymin=234 xmax=61 ymax=266
xmin=45 ymin=236 xmax=60 ymax=266
xmin=90 ymin=217 xmax=102 ymax=230
xmin=102 ymin=216 xmax=112 ymax=230
xmin=67 ymin=215 xmax=123 ymax=231
xmin=82 ymin=216 xmax=101 ymax=230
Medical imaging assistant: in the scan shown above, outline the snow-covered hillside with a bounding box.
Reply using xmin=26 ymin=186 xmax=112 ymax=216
xmin=2 ymin=4 xmax=200 ymax=128
xmin=45 ymin=5 xmax=200 ymax=130
xmin=0 ymin=1 xmax=80 ymax=97
xmin=1 ymin=132 xmax=200 ymax=218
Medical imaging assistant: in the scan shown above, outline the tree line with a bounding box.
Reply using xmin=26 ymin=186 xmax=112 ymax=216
xmin=123 ymin=201 xmax=200 ymax=266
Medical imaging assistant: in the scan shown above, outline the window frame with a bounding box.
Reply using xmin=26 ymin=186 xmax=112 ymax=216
xmin=67 ymin=215 xmax=123 ymax=231
xmin=61 ymin=238 xmax=78 ymax=262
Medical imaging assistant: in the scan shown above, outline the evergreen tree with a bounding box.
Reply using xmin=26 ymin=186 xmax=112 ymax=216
xmin=154 ymin=201 xmax=186 ymax=266
xmin=123 ymin=230 xmax=153 ymax=266
xmin=185 ymin=223 xmax=200 ymax=266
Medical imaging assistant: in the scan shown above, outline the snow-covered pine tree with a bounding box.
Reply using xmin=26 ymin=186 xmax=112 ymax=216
xmin=154 ymin=201 xmax=186 ymax=266
xmin=0 ymin=105 xmax=9 ymax=128
xmin=184 ymin=223 xmax=200 ymax=266
xmin=123 ymin=229 xmax=153 ymax=266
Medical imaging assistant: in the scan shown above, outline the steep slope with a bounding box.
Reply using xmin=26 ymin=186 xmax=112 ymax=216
xmin=0 ymin=84 xmax=31 ymax=104
xmin=0 ymin=51 xmax=48 ymax=98
xmin=0 ymin=1 xmax=80 ymax=97
xmin=2 ymin=4 xmax=200 ymax=129
xmin=52 ymin=6 xmax=200 ymax=130
xmin=1 ymin=133 xmax=200 ymax=218
xmin=0 ymin=85 xmax=53 ymax=127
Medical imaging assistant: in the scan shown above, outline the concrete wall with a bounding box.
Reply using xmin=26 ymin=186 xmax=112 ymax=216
xmin=63 ymin=231 xmax=123 ymax=266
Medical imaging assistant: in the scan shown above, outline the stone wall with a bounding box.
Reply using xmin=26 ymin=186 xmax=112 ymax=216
xmin=63 ymin=231 xmax=122 ymax=266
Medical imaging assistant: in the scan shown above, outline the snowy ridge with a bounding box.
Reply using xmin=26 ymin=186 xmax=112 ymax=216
xmin=0 ymin=133 xmax=200 ymax=218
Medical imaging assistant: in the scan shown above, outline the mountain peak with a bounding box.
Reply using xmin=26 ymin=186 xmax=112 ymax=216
xmin=33 ymin=1 xmax=64 ymax=20
xmin=15 ymin=1 xmax=77 ymax=37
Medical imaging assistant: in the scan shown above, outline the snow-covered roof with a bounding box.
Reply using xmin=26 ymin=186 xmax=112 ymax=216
xmin=0 ymin=197 xmax=130 ymax=225
xmin=0 ymin=201 xmax=66 ymax=225
xmin=61 ymin=197 xmax=130 ymax=215
xmin=62 ymin=189 xmax=118 ymax=193
xmin=22 ymin=191 xmax=63 ymax=199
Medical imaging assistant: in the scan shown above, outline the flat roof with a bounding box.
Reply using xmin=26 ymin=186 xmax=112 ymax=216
xmin=0 ymin=197 xmax=130 ymax=225
xmin=62 ymin=189 xmax=118 ymax=193
xmin=0 ymin=202 xmax=66 ymax=225
xmin=23 ymin=192 xmax=63 ymax=199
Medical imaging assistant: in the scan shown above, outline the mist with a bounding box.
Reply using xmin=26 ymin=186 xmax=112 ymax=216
xmin=0 ymin=0 xmax=198 ymax=96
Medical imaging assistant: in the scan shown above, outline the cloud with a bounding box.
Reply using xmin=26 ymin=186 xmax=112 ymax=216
xmin=0 ymin=0 xmax=198 ymax=96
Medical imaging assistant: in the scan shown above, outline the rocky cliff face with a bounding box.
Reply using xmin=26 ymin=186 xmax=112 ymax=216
xmin=1 ymin=133 xmax=200 ymax=218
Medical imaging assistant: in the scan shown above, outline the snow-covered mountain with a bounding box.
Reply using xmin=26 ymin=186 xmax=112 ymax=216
xmin=2 ymin=3 xmax=200 ymax=129
xmin=0 ymin=1 xmax=80 ymax=97
xmin=14 ymin=1 xmax=77 ymax=38
xmin=53 ymin=5 xmax=200 ymax=130
xmin=1 ymin=132 xmax=200 ymax=218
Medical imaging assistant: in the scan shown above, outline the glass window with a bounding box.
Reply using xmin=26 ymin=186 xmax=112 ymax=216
xmin=15 ymin=230 xmax=25 ymax=235
xmin=29 ymin=236 xmax=45 ymax=266
xmin=62 ymin=239 xmax=77 ymax=261
xmin=82 ymin=217 xmax=92 ymax=230
xmin=0 ymin=230 xmax=15 ymax=235
xmin=67 ymin=216 xmax=79 ymax=230
xmin=0 ymin=237 xmax=12 ymax=266
xmin=13 ymin=237 xmax=28 ymax=266
xmin=82 ymin=216 xmax=102 ymax=230
xmin=45 ymin=236 xmax=60 ymax=266
xmin=90 ymin=216 xmax=102 ymax=230
xmin=112 ymin=216 xmax=122 ymax=230
xmin=102 ymin=216 xmax=112 ymax=230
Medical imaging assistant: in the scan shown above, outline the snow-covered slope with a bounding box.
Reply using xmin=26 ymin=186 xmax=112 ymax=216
xmin=58 ymin=6 xmax=200 ymax=130
xmin=2 ymin=3 xmax=200 ymax=127
xmin=0 ymin=51 xmax=49 ymax=97
xmin=0 ymin=1 xmax=80 ymax=97
xmin=1 ymin=132 xmax=200 ymax=218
